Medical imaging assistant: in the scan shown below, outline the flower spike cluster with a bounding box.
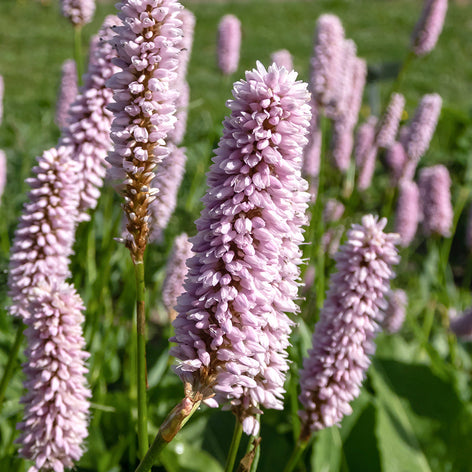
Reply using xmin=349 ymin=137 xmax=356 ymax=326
xmin=60 ymin=15 xmax=121 ymax=221
xmin=60 ymin=0 xmax=96 ymax=27
xmin=16 ymin=282 xmax=91 ymax=472
xmin=55 ymin=59 xmax=78 ymax=130
xmin=217 ymin=14 xmax=241 ymax=75
xmin=171 ymin=62 xmax=311 ymax=435
xmin=106 ymin=0 xmax=183 ymax=260
xmin=298 ymin=215 xmax=400 ymax=438
xmin=411 ymin=0 xmax=448 ymax=56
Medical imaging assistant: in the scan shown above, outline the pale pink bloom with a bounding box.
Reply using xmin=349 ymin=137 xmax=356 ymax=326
xmin=162 ymin=233 xmax=192 ymax=318
xmin=271 ymin=49 xmax=293 ymax=71
xmin=331 ymin=122 xmax=354 ymax=172
xmin=149 ymin=145 xmax=187 ymax=242
xmin=419 ymin=164 xmax=452 ymax=237
xmin=171 ymin=63 xmax=311 ymax=435
xmin=376 ymin=93 xmax=405 ymax=148
xmin=177 ymin=8 xmax=196 ymax=82
xmin=395 ymin=180 xmax=420 ymax=246
xmin=168 ymin=80 xmax=189 ymax=145
xmin=385 ymin=142 xmax=408 ymax=184
xmin=217 ymin=14 xmax=241 ymax=75
xmin=303 ymin=101 xmax=322 ymax=201
xmin=355 ymin=117 xmax=378 ymax=191
xmin=16 ymin=282 xmax=90 ymax=472
xmin=310 ymin=14 xmax=345 ymax=109
xmin=60 ymin=0 xmax=95 ymax=26
xmin=450 ymin=307 xmax=472 ymax=341
xmin=322 ymin=199 xmax=345 ymax=255
xmin=299 ymin=215 xmax=400 ymax=437
xmin=411 ymin=0 xmax=448 ymax=56
xmin=56 ymin=59 xmax=78 ymax=130
xmin=383 ymin=289 xmax=407 ymax=334
xmin=303 ymin=265 xmax=316 ymax=294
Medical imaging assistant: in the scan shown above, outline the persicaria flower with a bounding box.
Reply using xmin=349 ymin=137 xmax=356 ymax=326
xmin=217 ymin=14 xmax=241 ymax=75
xmin=322 ymin=199 xmax=345 ymax=255
xmin=355 ymin=116 xmax=378 ymax=191
xmin=106 ymin=0 xmax=183 ymax=260
xmin=298 ymin=215 xmax=400 ymax=438
xmin=56 ymin=59 xmax=78 ymax=130
xmin=450 ymin=307 xmax=472 ymax=341
xmin=404 ymin=93 xmax=442 ymax=162
xmin=385 ymin=141 xmax=408 ymax=184
xmin=60 ymin=15 xmax=121 ymax=221
xmin=419 ymin=164 xmax=452 ymax=237
xmin=16 ymin=282 xmax=91 ymax=472
xmin=376 ymin=93 xmax=405 ymax=148
xmin=271 ymin=49 xmax=293 ymax=71
xmin=411 ymin=0 xmax=448 ymax=56
xmin=60 ymin=0 xmax=95 ymax=26
xmin=310 ymin=14 xmax=345 ymax=109
xmin=162 ymin=233 xmax=192 ymax=320
xmin=171 ymin=62 xmax=311 ymax=435
xmin=383 ymin=289 xmax=407 ymax=334
xmin=149 ymin=144 xmax=187 ymax=242
xmin=8 ymin=146 xmax=80 ymax=320
xmin=395 ymin=179 xmax=420 ymax=246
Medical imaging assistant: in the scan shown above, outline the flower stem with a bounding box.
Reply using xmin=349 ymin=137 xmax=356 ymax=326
xmin=74 ymin=25 xmax=83 ymax=85
xmin=225 ymin=417 xmax=244 ymax=472
xmin=282 ymin=438 xmax=309 ymax=472
xmin=0 ymin=324 xmax=23 ymax=413
xmin=134 ymin=260 xmax=148 ymax=459
xmin=134 ymin=397 xmax=201 ymax=472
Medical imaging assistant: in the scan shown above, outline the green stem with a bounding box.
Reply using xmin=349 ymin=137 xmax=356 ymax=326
xmin=74 ymin=25 xmax=83 ymax=85
xmin=283 ymin=439 xmax=309 ymax=472
xmin=388 ymin=51 xmax=415 ymax=97
xmin=135 ymin=397 xmax=201 ymax=472
xmin=0 ymin=324 xmax=23 ymax=413
xmin=225 ymin=417 xmax=244 ymax=472
xmin=134 ymin=260 xmax=148 ymax=459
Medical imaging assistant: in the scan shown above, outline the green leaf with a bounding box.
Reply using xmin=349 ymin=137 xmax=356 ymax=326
xmin=311 ymin=427 xmax=342 ymax=472
xmin=160 ymin=441 xmax=224 ymax=472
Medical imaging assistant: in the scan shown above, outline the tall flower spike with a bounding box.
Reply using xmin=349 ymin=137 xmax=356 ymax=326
xmin=8 ymin=146 xmax=80 ymax=320
xmin=303 ymin=101 xmax=322 ymax=201
xmin=271 ymin=49 xmax=293 ymax=71
xmin=56 ymin=59 xmax=78 ymax=130
xmin=419 ymin=164 xmax=452 ymax=237
xmin=321 ymin=199 xmax=345 ymax=255
xmin=162 ymin=233 xmax=192 ymax=321
xmin=171 ymin=62 xmax=311 ymax=435
xmin=450 ymin=307 xmax=472 ymax=341
xmin=355 ymin=116 xmax=378 ymax=191
xmin=60 ymin=0 xmax=96 ymax=27
xmin=404 ymin=93 xmax=442 ymax=162
xmin=385 ymin=141 xmax=408 ymax=184
xmin=383 ymin=289 xmax=407 ymax=334
xmin=395 ymin=179 xmax=420 ymax=246
xmin=411 ymin=0 xmax=448 ymax=56
xmin=16 ymin=282 xmax=91 ymax=472
xmin=298 ymin=215 xmax=400 ymax=438
xmin=376 ymin=93 xmax=405 ymax=149
xmin=168 ymin=80 xmax=190 ymax=145
xmin=217 ymin=14 xmax=241 ymax=75
xmin=310 ymin=14 xmax=345 ymax=109
xmin=106 ymin=0 xmax=183 ymax=261
xmin=149 ymin=144 xmax=187 ymax=242
xmin=0 ymin=150 xmax=5 ymax=203
xmin=60 ymin=15 xmax=121 ymax=221
xmin=177 ymin=8 xmax=196 ymax=82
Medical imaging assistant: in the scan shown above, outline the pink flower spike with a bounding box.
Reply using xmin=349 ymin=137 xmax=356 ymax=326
xmin=376 ymin=93 xmax=405 ymax=148
xmin=419 ymin=164 xmax=452 ymax=237
xmin=56 ymin=59 xmax=78 ymax=130
xmin=162 ymin=233 xmax=193 ymax=320
xmin=60 ymin=0 xmax=96 ymax=26
xmin=383 ymin=289 xmax=407 ymax=334
xmin=385 ymin=141 xmax=408 ymax=184
xmin=60 ymin=15 xmax=121 ymax=221
xmin=106 ymin=0 xmax=183 ymax=260
xmin=298 ymin=215 xmax=400 ymax=438
xmin=411 ymin=0 xmax=448 ymax=56
xmin=355 ymin=116 xmax=378 ymax=191
xmin=271 ymin=49 xmax=293 ymax=71
xmin=217 ymin=14 xmax=242 ymax=75
xmin=395 ymin=179 xmax=420 ymax=246
xmin=450 ymin=307 xmax=472 ymax=341
xmin=170 ymin=62 xmax=311 ymax=435
xmin=16 ymin=282 xmax=91 ymax=472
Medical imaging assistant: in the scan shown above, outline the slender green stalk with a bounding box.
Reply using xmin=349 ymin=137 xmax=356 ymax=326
xmin=225 ymin=417 xmax=244 ymax=472
xmin=135 ymin=397 xmax=201 ymax=472
xmin=0 ymin=324 xmax=23 ymax=413
xmin=282 ymin=438 xmax=309 ymax=472
xmin=388 ymin=51 xmax=415 ymax=98
xmin=134 ymin=260 xmax=148 ymax=459
xmin=74 ymin=25 xmax=83 ymax=84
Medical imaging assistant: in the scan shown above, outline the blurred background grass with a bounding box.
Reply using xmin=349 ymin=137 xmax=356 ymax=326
xmin=1 ymin=0 xmax=472 ymax=471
